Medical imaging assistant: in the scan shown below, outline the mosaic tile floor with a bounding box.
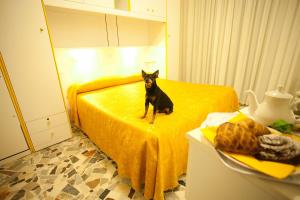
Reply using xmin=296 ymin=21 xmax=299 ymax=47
xmin=0 ymin=128 xmax=186 ymax=200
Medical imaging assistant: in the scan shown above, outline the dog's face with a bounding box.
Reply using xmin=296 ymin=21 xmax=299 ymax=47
xmin=142 ymin=70 xmax=159 ymax=89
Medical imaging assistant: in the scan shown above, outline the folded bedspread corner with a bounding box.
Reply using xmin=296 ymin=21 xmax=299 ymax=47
xmin=67 ymin=74 xmax=143 ymax=127
xmin=67 ymin=83 xmax=81 ymax=127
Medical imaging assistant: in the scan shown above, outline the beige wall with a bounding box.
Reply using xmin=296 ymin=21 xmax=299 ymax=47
xmin=167 ymin=0 xmax=180 ymax=80
xmin=54 ymin=46 xmax=166 ymax=107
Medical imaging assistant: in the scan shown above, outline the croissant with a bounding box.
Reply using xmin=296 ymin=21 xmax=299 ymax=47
xmin=236 ymin=118 xmax=270 ymax=136
xmin=215 ymin=122 xmax=259 ymax=155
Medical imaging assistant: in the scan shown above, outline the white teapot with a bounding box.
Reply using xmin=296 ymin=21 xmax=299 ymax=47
xmin=245 ymin=85 xmax=300 ymax=126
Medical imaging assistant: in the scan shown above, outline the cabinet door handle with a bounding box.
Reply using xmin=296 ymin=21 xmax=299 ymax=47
xmin=40 ymin=28 xmax=44 ymax=32
xmin=46 ymin=117 xmax=51 ymax=126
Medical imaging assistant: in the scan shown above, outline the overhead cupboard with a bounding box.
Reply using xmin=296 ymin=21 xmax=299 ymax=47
xmin=44 ymin=0 xmax=166 ymax=21
xmin=43 ymin=0 xmax=169 ymax=104
xmin=126 ymin=0 xmax=166 ymax=19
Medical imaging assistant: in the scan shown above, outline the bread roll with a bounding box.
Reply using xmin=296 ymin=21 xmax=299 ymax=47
xmin=237 ymin=118 xmax=270 ymax=136
xmin=215 ymin=122 xmax=259 ymax=155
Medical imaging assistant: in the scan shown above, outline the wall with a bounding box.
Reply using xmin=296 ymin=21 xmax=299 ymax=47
xmin=167 ymin=0 xmax=180 ymax=80
xmin=54 ymin=47 xmax=154 ymax=98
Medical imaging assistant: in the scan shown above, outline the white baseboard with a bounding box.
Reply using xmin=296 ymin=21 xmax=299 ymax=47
xmin=0 ymin=150 xmax=31 ymax=165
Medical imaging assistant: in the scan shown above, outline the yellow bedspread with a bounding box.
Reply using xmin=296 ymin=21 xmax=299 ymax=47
xmin=68 ymin=75 xmax=239 ymax=200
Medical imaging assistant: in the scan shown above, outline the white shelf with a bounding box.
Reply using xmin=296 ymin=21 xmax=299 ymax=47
xmin=44 ymin=0 xmax=166 ymax=22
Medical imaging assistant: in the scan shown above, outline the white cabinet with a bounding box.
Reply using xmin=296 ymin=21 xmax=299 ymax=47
xmin=106 ymin=14 xmax=152 ymax=47
xmin=117 ymin=16 xmax=150 ymax=46
xmin=26 ymin=112 xmax=68 ymax=134
xmin=0 ymin=0 xmax=71 ymax=151
xmin=106 ymin=15 xmax=119 ymax=46
xmin=44 ymin=0 xmax=166 ymax=22
xmin=60 ymin=0 xmax=115 ymax=8
xmin=45 ymin=7 xmax=153 ymax=48
xmin=186 ymin=130 xmax=278 ymax=200
xmin=45 ymin=7 xmax=108 ymax=47
xmin=186 ymin=113 xmax=300 ymax=200
xmin=130 ymin=0 xmax=166 ymax=18
xmin=64 ymin=0 xmax=84 ymax=3
xmin=0 ymin=70 xmax=28 ymax=160
xmin=46 ymin=8 xmax=118 ymax=47
xmin=30 ymin=123 xmax=71 ymax=151
xmin=45 ymin=0 xmax=115 ymax=12
xmin=85 ymin=0 xmax=114 ymax=8
xmin=26 ymin=112 xmax=69 ymax=150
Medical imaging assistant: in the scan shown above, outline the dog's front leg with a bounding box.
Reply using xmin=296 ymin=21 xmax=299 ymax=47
xmin=141 ymin=99 xmax=150 ymax=119
xmin=150 ymin=105 xmax=157 ymax=124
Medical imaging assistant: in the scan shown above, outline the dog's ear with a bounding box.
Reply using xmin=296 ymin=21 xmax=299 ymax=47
xmin=153 ymin=70 xmax=159 ymax=78
xmin=142 ymin=70 xmax=146 ymax=78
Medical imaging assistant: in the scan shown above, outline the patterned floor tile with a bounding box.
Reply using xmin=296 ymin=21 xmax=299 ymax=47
xmin=0 ymin=127 xmax=186 ymax=199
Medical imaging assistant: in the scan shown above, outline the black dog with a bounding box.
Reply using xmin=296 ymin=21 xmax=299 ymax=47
xmin=141 ymin=70 xmax=173 ymax=124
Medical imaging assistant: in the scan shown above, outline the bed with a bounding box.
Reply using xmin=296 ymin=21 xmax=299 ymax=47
xmin=67 ymin=75 xmax=239 ymax=200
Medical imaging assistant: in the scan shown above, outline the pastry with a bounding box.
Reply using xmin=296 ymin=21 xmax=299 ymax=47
xmin=215 ymin=122 xmax=259 ymax=155
xmin=256 ymin=134 xmax=300 ymax=164
xmin=237 ymin=118 xmax=271 ymax=136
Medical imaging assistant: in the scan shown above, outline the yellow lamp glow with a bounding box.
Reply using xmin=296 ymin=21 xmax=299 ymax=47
xmin=69 ymin=49 xmax=98 ymax=83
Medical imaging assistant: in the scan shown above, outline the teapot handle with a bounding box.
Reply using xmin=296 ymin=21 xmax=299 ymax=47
xmin=291 ymin=99 xmax=300 ymax=110
xmin=292 ymin=99 xmax=300 ymax=125
xmin=296 ymin=118 xmax=300 ymax=124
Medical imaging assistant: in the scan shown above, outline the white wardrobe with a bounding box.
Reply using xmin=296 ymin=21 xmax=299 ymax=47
xmin=0 ymin=0 xmax=71 ymax=153
xmin=0 ymin=69 xmax=29 ymax=160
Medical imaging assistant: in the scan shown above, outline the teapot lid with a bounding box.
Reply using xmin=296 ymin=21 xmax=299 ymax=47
xmin=265 ymin=85 xmax=293 ymax=99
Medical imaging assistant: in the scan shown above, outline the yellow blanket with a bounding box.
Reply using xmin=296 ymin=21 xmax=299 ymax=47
xmin=68 ymin=75 xmax=239 ymax=200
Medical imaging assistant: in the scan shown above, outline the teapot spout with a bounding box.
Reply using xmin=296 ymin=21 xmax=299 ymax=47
xmin=245 ymin=90 xmax=259 ymax=116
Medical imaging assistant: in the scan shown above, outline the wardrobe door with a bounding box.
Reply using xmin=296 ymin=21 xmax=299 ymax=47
xmin=0 ymin=70 xmax=28 ymax=160
xmin=0 ymin=0 xmax=65 ymax=122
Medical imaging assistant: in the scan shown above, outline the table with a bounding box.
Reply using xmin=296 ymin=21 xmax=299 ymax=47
xmin=185 ymin=110 xmax=300 ymax=200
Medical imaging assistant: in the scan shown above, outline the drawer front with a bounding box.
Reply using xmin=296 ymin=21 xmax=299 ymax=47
xmin=26 ymin=112 xmax=69 ymax=134
xmin=31 ymin=123 xmax=71 ymax=151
